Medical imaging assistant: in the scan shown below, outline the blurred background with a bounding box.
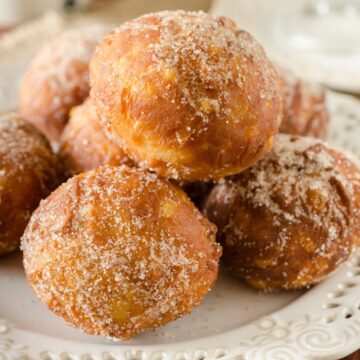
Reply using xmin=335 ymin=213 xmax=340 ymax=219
xmin=0 ymin=0 xmax=359 ymax=109
xmin=0 ymin=0 xmax=211 ymax=27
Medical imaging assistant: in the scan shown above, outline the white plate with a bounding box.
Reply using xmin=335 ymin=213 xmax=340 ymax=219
xmin=1 ymin=13 xmax=360 ymax=360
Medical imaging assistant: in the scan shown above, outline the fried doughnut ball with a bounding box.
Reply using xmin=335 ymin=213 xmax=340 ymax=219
xmin=0 ymin=114 xmax=60 ymax=256
xmin=19 ymin=25 xmax=108 ymax=144
xmin=278 ymin=67 xmax=329 ymax=139
xmin=60 ymin=99 xmax=133 ymax=175
xmin=203 ymin=134 xmax=360 ymax=291
xmin=90 ymin=10 xmax=283 ymax=182
xmin=344 ymin=151 xmax=360 ymax=246
xmin=22 ymin=166 xmax=221 ymax=340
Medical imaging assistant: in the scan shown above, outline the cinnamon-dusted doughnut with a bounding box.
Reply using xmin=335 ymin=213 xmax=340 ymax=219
xmin=0 ymin=114 xmax=60 ymax=256
xmin=22 ymin=166 xmax=221 ymax=340
xmin=278 ymin=66 xmax=329 ymax=139
xmin=203 ymin=134 xmax=360 ymax=291
xmin=344 ymin=151 xmax=360 ymax=246
xmin=19 ymin=25 xmax=108 ymax=144
xmin=90 ymin=10 xmax=282 ymax=182
xmin=60 ymin=99 xmax=133 ymax=175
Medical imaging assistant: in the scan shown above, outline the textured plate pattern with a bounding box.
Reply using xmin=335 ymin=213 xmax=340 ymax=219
xmin=1 ymin=248 xmax=360 ymax=359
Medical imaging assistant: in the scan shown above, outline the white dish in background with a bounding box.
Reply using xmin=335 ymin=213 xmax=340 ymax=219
xmin=211 ymin=0 xmax=360 ymax=94
xmin=0 ymin=91 xmax=360 ymax=359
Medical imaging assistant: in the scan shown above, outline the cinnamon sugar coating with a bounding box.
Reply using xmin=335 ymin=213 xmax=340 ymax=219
xmin=60 ymin=99 xmax=133 ymax=175
xmin=90 ymin=10 xmax=282 ymax=182
xmin=22 ymin=166 xmax=221 ymax=340
xmin=278 ymin=67 xmax=329 ymax=139
xmin=0 ymin=114 xmax=61 ymax=256
xmin=19 ymin=25 xmax=108 ymax=144
xmin=203 ymin=134 xmax=360 ymax=291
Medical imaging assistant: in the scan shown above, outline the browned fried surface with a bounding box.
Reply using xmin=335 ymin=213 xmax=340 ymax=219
xmin=60 ymin=98 xmax=133 ymax=175
xmin=0 ymin=113 xmax=60 ymax=256
xmin=204 ymin=134 xmax=360 ymax=291
xmin=278 ymin=66 xmax=329 ymax=139
xmin=22 ymin=166 xmax=221 ymax=340
xmin=90 ymin=10 xmax=282 ymax=181
xmin=19 ymin=25 xmax=108 ymax=144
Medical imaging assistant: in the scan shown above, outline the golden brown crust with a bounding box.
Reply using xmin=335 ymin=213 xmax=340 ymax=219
xmin=60 ymin=99 xmax=133 ymax=175
xmin=278 ymin=67 xmax=329 ymax=139
xmin=203 ymin=134 xmax=360 ymax=291
xmin=22 ymin=165 xmax=221 ymax=340
xmin=340 ymin=150 xmax=360 ymax=247
xmin=19 ymin=25 xmax=108 ymax=144
xmin=0 ymin=113 xmax=61 ymax=256
xmin=90 ymin=10 xmax=283 ymax=182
